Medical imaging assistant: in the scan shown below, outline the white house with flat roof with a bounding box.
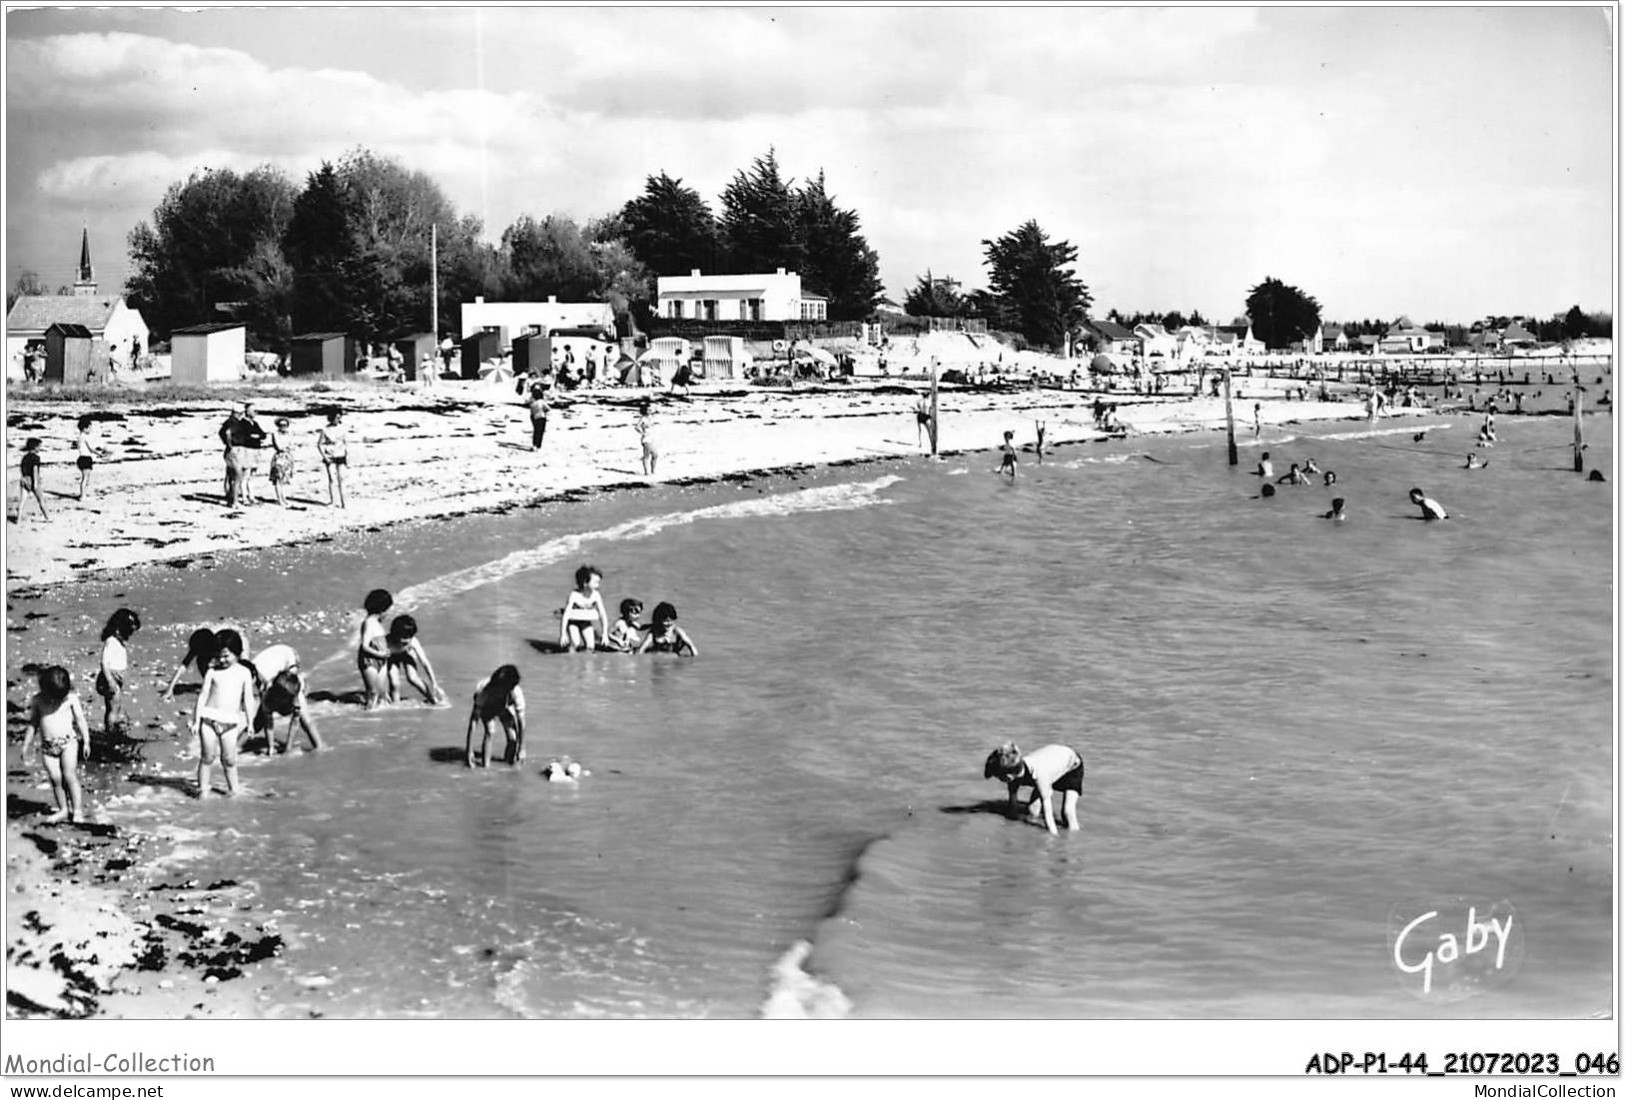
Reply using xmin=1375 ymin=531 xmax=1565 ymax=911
xmin=656 ymin=268 xmax=827 ymax=323
xmin=460 ymin=296 xmax=616 ymax=347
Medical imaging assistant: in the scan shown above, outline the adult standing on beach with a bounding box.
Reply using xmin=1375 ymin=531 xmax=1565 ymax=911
xmin=316 ymin=410 xmax=348 ymax=509
xmin=527 ymin=383 xmax=551 ymax=453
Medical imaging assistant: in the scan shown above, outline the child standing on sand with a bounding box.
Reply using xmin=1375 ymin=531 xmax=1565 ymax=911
xmin=96 ymin=607 xmax=141 ymax=737
xmin=75 ymin=415 xmax=99 ymax=500
xmin=637 ymin=402 xmax=659 ymax=475
xmin=16 ymin=438 xmax=49 ymax=522
xmin=316 ymin=410 xmax=347 ymax=508
xmin=385 ymin=614 xmax=446 ymax=704
xmin=466 ymin=665 xmax=526 ymax=767
xmin=357 ymin=589 xmax=394 ymax=708
xmin=606 ymin=598 xmax=645 ymax=652
xmin=24 ymin=666 xmax=92 ymax=823
xmin=637 ymin=602 xmax=698 ymax=656
xmin=559 ymin=565 xmax=609 ymax=651
xmin=192 ymin=630 xmax=256 ymax=797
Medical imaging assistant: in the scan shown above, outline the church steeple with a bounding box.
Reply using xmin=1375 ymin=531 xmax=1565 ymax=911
xmin=73 ymin=225 xmax=97 ymax=296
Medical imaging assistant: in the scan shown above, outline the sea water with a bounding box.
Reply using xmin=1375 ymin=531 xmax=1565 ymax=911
xmin=84 ymin=409 xmax=1612 ymax=1019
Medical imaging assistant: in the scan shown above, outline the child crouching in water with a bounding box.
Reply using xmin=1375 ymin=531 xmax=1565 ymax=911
xmin=605 ymin=598 xmax=645 ymax=652
xmin=24 ymin=666 xmax=92 ymax=823
xmin=983 ymin=741 xmax=1085 ymax=836
xmin=466 ymin=665 xmax=526 ymax=768
xmin=637 ymin=601 xmax=697 ymax=656
xmin=386 ymin=614 xmax=446 ymax=704
xmin=192 ymin=630 xmax=256 ymax=797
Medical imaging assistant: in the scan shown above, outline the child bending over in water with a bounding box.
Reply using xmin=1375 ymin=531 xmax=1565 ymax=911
xmin=357 ymin=589 xmax=393 ymax=709
xmin=96 ymin=607 xmax=142 ymax=737
xmin=605 ymin=598 xmax=645 ymax=652
xmin=559 ymin=564 xmax=609 ymax=652
xmin=637 ymin=601 xmax=698 ymax=656
xmin=192 ymin=630 xmax=256 ymax=797
xmin=466 ymin=664 xmax=526 ymax=767
xmin=386 ymin=615 xmax=446 ymax=704
xmin=24 ymin=666 xmax=92 ymax=823
xmin=246 ymin=643 xmax=323 ymax=754
xmin=984 ymin=741 xmax=1085 ymax=836
xmin=162 ymin=628 xmax=218 ymax=700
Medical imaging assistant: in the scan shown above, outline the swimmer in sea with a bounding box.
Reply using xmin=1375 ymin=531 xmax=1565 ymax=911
xmin=1255 ymin=451 xmax=1274 ymax=479
xmin=1322 ymin=470 xmax=1337 ymax=486
xmin=1276 ymin=463 xmax=1311 ymax=486
xmin=1465 ymin=453 xmax=1487 ymax=469
xmin=1408 ymin=487 xmax=1448 ymax=521
xmin=1323 ymin=497 xmax=1348 ymax=522
xmin=983 ymin=741 xmax=1085 ymax=836
xmin=637 ymin=601 xmax=697 ymax=656
xmin=1260 ymin=484 xmax=1276 ymax=499
xmin=1302 ymin=457 xmax=1322 ymax=475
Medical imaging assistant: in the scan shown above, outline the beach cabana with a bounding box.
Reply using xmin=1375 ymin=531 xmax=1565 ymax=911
xmin=393 ymin=332 xmax=437 ymax=381
xmin=42 ymin=322 xmax=105 ymax=385
xmin=511 ymin=332 xmax=552 ymax=377
xmin=461 ymin=331 xmax=501 ymax=380
xmin=170 ymin=323 xmax=247 ymax=384
xmin=290 ymin=333 xmax=353 ymax=377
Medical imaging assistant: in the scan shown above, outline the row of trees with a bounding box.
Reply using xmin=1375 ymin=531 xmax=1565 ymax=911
xmin=104 ymin=147 xmax=891 ymax=348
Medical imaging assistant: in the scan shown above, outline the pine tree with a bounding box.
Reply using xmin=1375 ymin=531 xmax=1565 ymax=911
xmin=980 ymin=220 xmax=1091 ymax=350
xmin=619 ymin=172 xmax=721 ymax=276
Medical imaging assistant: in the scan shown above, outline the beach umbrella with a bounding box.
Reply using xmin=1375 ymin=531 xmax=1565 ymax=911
xmin=801 ymin=346 xmax=838 ymax=367
xmin=1091 ymin=353 xmax=1116 ymax=373
xmin=479 ymin=358 xmax=513 ymax=383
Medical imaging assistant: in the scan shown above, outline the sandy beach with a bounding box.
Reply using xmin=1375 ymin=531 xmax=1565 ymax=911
xmin=5 ymin=371 xmax=1418 ymax=1018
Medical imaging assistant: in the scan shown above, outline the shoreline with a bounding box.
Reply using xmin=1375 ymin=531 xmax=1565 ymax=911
xmin=6 ymin=376 xmax=1443 ymax=1018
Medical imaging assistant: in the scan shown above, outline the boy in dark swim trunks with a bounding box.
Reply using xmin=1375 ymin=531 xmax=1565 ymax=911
xmin=74 ymin=416 xmax=98 ymax=499
xmin=998 ymin=430 xmax=1018 ymax=478
xmin=16 ymin=437 xmax=48 ymax=522
xmin=984 ymin=741 xmax=1084 ymax=835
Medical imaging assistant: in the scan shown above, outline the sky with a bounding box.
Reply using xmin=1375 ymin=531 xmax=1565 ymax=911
xmin=3 ymin=4 xmax=1615 ymax=324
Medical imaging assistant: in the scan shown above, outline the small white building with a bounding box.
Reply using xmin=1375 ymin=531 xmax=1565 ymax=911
xmin=170 ymin=323 xmax=246 ymax=384
xmin=6 ymin=294 xmax=150 ymax=376
xmin=656 ymin=268 xmax=825 ymax=322
xmin=1133 ymin=323 xmax=1179 ymax=360
xmin=460 ymin=296 xmax=616 ymax=347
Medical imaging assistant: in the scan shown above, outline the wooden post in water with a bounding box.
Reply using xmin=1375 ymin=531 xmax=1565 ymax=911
xmin=928 ymin=357 xmax=941 ymax=456
xmin=1573 ymin=381 xmax=1585 ymax=472
xmin=1223 ymin=368 xmax=1238 ymax=466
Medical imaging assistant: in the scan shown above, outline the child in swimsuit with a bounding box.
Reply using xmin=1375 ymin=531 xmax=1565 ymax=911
xmin=1255 ymin=451 xmax=1274 ymax=479
xmin=385 ymin=614 xmax=446 ymax=704
xmin=1409 ymin=487 xmax=1448 ymax=521
xmin=559 ymin=565 xmax=609 ymax=652
xmin=357 ymin=588 xmax=394 ymax=709
xmin=637 ymin=402 xmax=658 ymax=475
xmin=1323 ymin=497 xmax=1348 ymax=522
xmin=605 ymin=598 xmax=645 ymax=652
xmin=75 ymin=415 xmax=98 ymax=500
xmin=637 ymin=601 xmax=697 ymax=656
xmin=983 ymin=741 xmax=1085 ymax=836
xmin=96 ymin=607 xmax=141 ymax=737
xmin=466 ymin=664 xmax=526 ymax=767
xmin=247 ymin=643 xmax=323 ymax=753
xmin=192 ymin=630 xmax=256 ymax=797
xmin=998 ymin=431 xmax=1018 ymax=478
xmin=162 ymin=628 xmax=218 ymax=700
xmin=17 ymin=437 xmax=48 ymax=522
xmin=24 ymin=666 xmax=91 ymax=823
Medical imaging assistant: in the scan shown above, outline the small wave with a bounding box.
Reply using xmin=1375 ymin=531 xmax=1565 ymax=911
xmin=760 ymin=940 xmax=852 ymax=1019
xmin=310 ymin=475 xmax=902 ymax=674
xmin=1315 ymin=423 xmax=1451 ymax=442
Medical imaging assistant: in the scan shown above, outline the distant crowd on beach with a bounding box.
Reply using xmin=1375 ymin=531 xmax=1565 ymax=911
xmin=19 ymin=562 xmax=699 ymax=821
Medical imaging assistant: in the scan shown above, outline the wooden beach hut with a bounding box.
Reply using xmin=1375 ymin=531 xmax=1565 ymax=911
xmin=290 ymin=333 xmax=353 ymax=377
xmin=460 ymin=330 xmax=501 ymax=380
xmin=394 ymin=332 xmax=437 ymax=381
xmin=170 ymin=323 xmax=246 ymax=384
xmin=511 ymin=332 xmax=552 ymax=377
xmin=42 ymin=322 xmax=105 ymax=385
